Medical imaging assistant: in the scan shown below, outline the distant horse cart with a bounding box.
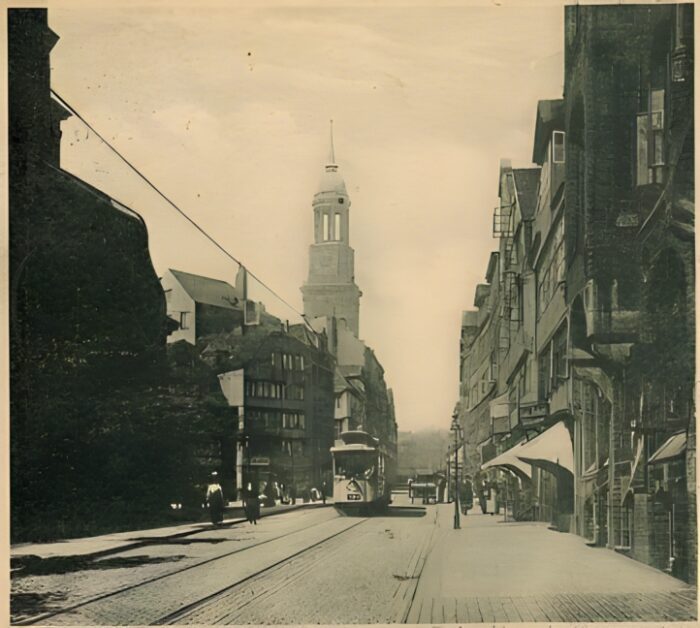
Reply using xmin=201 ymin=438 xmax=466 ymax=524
xmin=410 ymin=471 xmax=442 ymax=504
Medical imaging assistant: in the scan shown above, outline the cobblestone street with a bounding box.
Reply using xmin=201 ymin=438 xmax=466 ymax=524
xmin=11 ymin=495 xmax=697 ymax=624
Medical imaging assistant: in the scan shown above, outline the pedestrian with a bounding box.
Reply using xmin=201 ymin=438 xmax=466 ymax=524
xmin=206 ymin=472 xmax=224 ymax=526
xmin=479 ymin=483 xmax=488 ymax=514
xmin=290 ymin=484 xmax=297 ymax=505
xmin=244 ymin=482 xmax=260 ymax=525
xmin=321 ymin=481 xmax=327 ymax=504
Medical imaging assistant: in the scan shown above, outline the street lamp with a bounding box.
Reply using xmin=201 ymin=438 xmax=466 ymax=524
xmin=450 ymin=413 xmax=463 ymax=530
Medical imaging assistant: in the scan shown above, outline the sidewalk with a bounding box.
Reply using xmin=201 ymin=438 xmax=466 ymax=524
xmin=11 ymin=500 xmax=330 ymax=562
xmin=407 ymin=504 xmax=697 ymax=623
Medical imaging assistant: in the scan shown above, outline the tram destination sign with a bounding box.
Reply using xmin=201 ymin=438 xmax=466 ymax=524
xmin=249 ymin=457 xmax=270 ymax=466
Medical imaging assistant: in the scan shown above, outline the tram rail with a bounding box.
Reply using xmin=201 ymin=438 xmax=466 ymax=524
xmin=15 ymin=512 xmax=361 ymax=626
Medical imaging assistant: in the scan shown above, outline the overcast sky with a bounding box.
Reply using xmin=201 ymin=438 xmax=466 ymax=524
xmin=50 ymin=2 xmax=564 ymax=432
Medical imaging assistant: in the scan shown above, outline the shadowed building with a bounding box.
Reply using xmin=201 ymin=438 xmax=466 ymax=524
xmin=9 ymin=9 xmax=172 ymax=539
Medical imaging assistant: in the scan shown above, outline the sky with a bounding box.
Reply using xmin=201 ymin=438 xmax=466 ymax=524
xmin=49 ymin=2 xmax=565 ymax=432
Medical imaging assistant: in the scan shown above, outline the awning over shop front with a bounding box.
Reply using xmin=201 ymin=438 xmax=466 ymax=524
xmin=481 ymin=440 xmax=532 ymax=481
xmin=648 ymin=431 xmax=687 ymax=465
xmin=516 ymin=420 xmax=574 ymax=475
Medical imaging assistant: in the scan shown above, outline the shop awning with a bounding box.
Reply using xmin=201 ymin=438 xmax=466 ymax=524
xmin=648 ymin=431 xmax=687 ymax=465
xmin=481 ymin=440 xmax=532 ymax=480
xmin=516 ymin=420 xmax=574 ymax=475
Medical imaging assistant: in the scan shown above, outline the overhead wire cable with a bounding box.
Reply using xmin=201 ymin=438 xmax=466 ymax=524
xmin=50 ymin=88 xmax=318 ymax=335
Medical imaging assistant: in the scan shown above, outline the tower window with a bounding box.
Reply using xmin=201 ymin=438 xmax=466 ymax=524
xmin=338 ymin=198 xmax=344 ymax=204
xmin=323 ymin=213 xmax=330 ymax=241
xmin=334 ymin=213 xmax=341 ymax=241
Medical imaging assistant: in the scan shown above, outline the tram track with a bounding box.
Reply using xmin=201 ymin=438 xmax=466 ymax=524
xmin=15 ymin=509 xmax=355 ymax=626
xmin=160 ymin=508 xmax=438 ymax=625
xmin=155 ymin=517 xmax=370 ymax=625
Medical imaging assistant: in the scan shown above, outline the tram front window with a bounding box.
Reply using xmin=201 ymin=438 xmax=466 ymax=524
xmin=334 ymin=453 xmax=376 ymax=479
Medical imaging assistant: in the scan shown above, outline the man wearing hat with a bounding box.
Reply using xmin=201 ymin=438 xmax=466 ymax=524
xmin=206 ymin=472 xmax=224 ymax=525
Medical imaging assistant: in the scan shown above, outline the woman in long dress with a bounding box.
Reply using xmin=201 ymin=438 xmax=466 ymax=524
xmin=244 ymin=483 xmax=260 ymax=525
xmin=206 ymin=472 xmax=224 ymax=525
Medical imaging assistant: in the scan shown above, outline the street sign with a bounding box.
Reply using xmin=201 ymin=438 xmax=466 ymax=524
xmin=250 ymin=457 xmax=270 ymax=466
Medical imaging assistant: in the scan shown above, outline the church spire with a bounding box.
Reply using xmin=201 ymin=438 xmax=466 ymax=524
xmin=327 ymin=119 xmax=337 ymax=170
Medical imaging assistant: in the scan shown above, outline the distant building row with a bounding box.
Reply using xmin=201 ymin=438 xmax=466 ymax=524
xmin=456 ymin=4 xmax=695 ymax=582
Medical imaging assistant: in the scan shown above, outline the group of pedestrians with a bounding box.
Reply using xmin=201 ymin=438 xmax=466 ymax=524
xmin=206 ymin=472 xmax=260 ymax=525
xmin=205 ymin=473 xmax=329 ymax=526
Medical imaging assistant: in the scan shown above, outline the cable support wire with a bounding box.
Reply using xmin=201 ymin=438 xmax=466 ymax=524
xmin=50 ymin=88 xmax=318 ymax=336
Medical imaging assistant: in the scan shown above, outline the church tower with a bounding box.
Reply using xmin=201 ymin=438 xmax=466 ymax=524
xmin=301 ymin=122 xmax=362 ymax=336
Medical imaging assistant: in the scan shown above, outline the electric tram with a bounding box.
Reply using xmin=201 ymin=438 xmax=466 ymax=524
xmin=331 ymin=430 xmax=395 ymax=514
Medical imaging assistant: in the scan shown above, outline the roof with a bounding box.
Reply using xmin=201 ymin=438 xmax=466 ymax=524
xmin=461 ymin=310 xmax=478 ymax=328
xmin=170 ymin=269 xmax=243 ymax=309
xmin=512 ymin=168 xmax=541 ymax=221
xmin=473 ymin=284 xmax=491 ymax=308
xmin=485 ymin=252 xmax=499 ymax=283
xmin=532 ymin=99 xmax=565 ymax=165
xmin=316 ymin=164 xmax=348 ymax=196
xmin=648 ymin=431 xmax=687 ymax=465
xmin=334 ymin=369 xmax=364 ymax=397
xmin=49 ymin=164 xmax=144 ymax=223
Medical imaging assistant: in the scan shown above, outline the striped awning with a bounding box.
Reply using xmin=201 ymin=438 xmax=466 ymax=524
xmin=648 ymin=431 xmax=687 ymax=465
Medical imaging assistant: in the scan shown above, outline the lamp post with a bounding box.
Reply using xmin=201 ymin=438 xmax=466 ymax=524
xmin=451 ymin=414 xmax=463 ymax=530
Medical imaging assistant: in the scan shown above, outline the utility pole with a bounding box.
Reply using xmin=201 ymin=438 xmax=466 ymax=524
xmin=451 ymin=414 xmax=462 ymax=530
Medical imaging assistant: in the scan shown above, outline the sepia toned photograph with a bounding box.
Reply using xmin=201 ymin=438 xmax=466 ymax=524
xmin=5 ymin=0 xmax=697 ymax=624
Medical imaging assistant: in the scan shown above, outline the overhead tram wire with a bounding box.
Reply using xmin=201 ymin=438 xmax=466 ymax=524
xmin=50 ymin=88 xmax=317 ymax=336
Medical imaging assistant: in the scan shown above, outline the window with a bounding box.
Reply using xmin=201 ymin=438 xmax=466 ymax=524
xmin=179 ymin=311 xmax=190 ymax=330
xmin=246 ymin=380 xmax=283 ymax=399
xmin=518 ymin=362 xmax=528 ymax=397
xmin=489 ymin=351 xmax=498 ymax=381
xmin=552 ymin=326 xmax=568 ymax=385
xmin=637 ymin=89 xmax=665 ymax=185
xmin=286 ymin=385 xmax=304 ymax=401
xmin=334 ymin=213 xmax=341 ymax=241
xmin=552 ymin=131 xmax=565 ymax=163
xmin=282 ymin=412 xmax=305 ymax=430
xmin=323 ymin=213 xmax=330 ymax=241
xmin=538 ymin=349 xmax=551 ymax=401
